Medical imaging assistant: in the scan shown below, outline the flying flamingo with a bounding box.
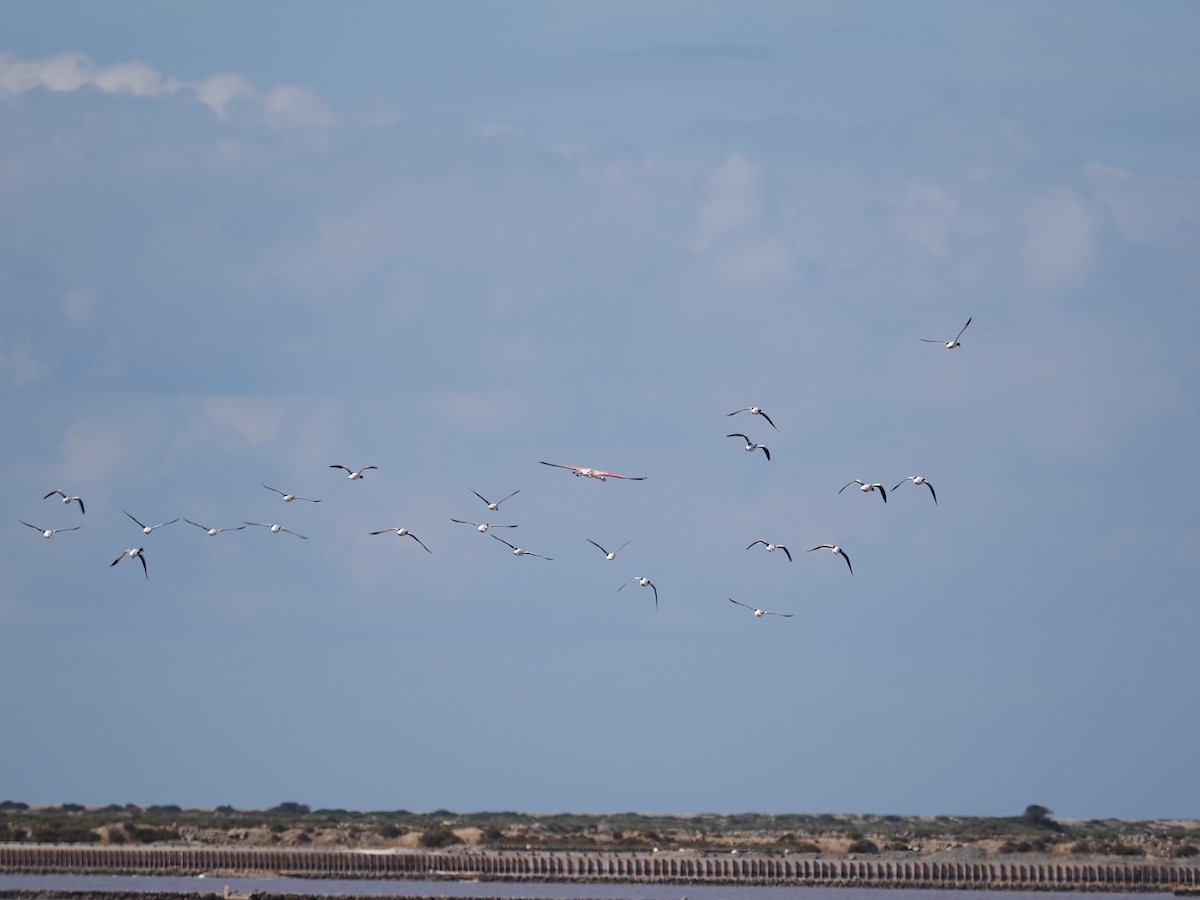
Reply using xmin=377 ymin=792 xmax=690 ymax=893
xmin=124 ymin=510 xmax=180 ymax=534
xmin=809 ymin=544 xmax=853 ymax=574
xmin=21 ymin=521 xmax=80 ymax=539
xmin=728 ymin=434 xmax=770 ymax=460
xmin=492 ymin=535 xmax=552 ymax=559
xmin=244 ymin=521 xmax=308 ymax=539
xmin=727 ymin=406 xmax=778 ymax=431
xmin=618 ymin=576 xmax=658 ymax=609
xmin=329 ymin=465 xmax=377 ymax=480
xmin=184 ymin=519 xmax=246 ymax=536
xmin=111 ymin=547 xmax=148 ymax=578
xmin=893 ymin=475 xmax=938 ymax=504
xmin=540 ymin=461 xmax=646 ymax=482
xmin=43 ymin=490 xmax=85 ymax=515
xmin=746 ymin=540 xmax=792 ymax=561
xmin=451 ymin=519 xmax=517 ymax=534
xmin=369 ymin=527 xmax=431 ymax=552
xmin=728 ymin=597 xmax=793 ymax=619
xmin=470 ymin=489 xmax=520 ymax=511
xmin=587 ymin=539 xmax=632 ymax=561
xmin=840 ymin=480 xmax=887 ymax=503
xmin=263 ymin=484 xmax=321 ymax=503
xmin=920 ymin=317 xmax=972 ymax=349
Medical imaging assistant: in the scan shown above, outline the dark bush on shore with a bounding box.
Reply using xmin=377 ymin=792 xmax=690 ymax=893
xmin=847 ymin=838 xmax=879 ymax=854
xmin=31 ymin=822 xmax=100 ymax=843
xmin=129 ymin=825 xmax=182 ymax=843
xmin=419 ymin=828 xmax=463 ymax=848
xmin=1111 ymin=844 xmax=1145 ymax=856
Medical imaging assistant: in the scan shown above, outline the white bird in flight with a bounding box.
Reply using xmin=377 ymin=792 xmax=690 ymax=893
xmin=111 ymin=547 xmax=148 ymax=578
xmin=727 ymin=406 xmax=779 ymax=431
xmin=893 ymin=475 xmax=938 ymax=504
xmin=184 ymin=519 xmax=246 ymax=536
xmin=329 ymin=465 xmax=377 ymax=480
xmin=727 ymin=433 xmax=770 ymax=460
xmin=809 ymin=544 xmax=853 ymax=574
xmin=369 ymin=527 xmax=431 ymax=552
xmin=587 ymin=539 xmax=632 ymax=561
xmin=124 ymin=510 xmax=180 ymax=534
xmin=618 ymin=576 xmax=658 ymax=609
xmin=243 ymin=521 xmax=308 ymax=539
xmin=746 ymin=540 xmax=792 ymax=561
xmin=540 ymin=461 xmax=646 ymax=481
xmin=492 ymin=534 xmax=552 ymax=559
xmin=840 ymin=480 xmax=887 ymax=503
xmin=728 ymin=597 xmax=793 ymax=618
xmin=470 ymin=488 xmax=520 ymax=511
xmin=262 ymin=484 xmax=321 ymax=503
xmin=451 ymin=519 xmax=517 ymax=533
xmin=21 ymin=521 xmax=80 ymax=539
xmin=43 ymin=490 xmax=85 ymax=515
xmin=921 ymin=316 xmax=972 ymax=349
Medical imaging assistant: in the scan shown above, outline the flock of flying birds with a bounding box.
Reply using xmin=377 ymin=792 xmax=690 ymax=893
xmin=18 ymin=318 xmax=971 ymax=617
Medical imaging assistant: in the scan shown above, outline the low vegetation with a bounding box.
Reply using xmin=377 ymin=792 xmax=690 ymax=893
xmin=1 ymin=801 xmax=1197 ymax=861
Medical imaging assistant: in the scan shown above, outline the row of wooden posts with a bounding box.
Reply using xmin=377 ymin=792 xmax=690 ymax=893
xmin=2 ymin=844 xmax=1199 ymax=892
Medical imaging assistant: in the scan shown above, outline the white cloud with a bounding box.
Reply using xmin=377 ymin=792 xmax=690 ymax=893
xmin=426 ymin=389 xmax=538 ymax=438
xmin=0 ymin=333 xmax=50 ymax=389
xmin=263 ymin=83 xmax=336 ymax=129
xmin=690 ymin=154 xmax=761 ymax=253
xmin=0 ymin=51 xmax=334 ymax=131
xmin=61 ymin=287 xmax=96 ymax=326
xmin=193 ymin=72 xmax=253 ymax=120
xmin=1018 ymin=188 xmax=1096 ymax=293
xmin=712 ymin=237 xmax=794 ymax=289
xmin=893 ymin=181 xmax=960 ymax=255
xmin=205 ymin=396 xmax=287 ymax=447
xmin=55 ymin=411 xmax=156 ymax=487
xmin=1085 ymin=162 xmax=1200 ymax=245
xmin=0 ymin=50 xmax=177 ymax=99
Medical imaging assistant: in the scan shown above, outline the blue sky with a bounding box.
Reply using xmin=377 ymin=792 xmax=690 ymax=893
xmin=2 ymin=2 xmax=1198 ymax=820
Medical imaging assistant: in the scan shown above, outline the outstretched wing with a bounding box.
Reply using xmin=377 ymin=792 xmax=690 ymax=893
xmin=593 ymin=469 xmax=646 ymax=481
xmin=955 ymin=317 xmax=972 ymax=341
